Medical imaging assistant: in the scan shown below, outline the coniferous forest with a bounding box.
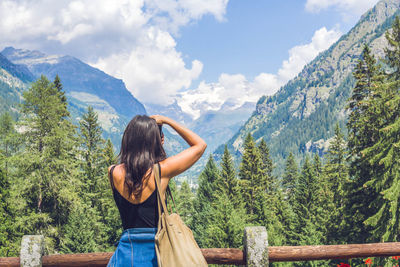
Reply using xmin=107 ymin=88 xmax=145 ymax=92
xmin=1 ymin=15 xmax=400 ymax=267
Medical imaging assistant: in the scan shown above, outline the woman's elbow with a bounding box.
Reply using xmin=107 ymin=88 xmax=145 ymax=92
xmin=200 ymin=141 xmax=207 ymax=154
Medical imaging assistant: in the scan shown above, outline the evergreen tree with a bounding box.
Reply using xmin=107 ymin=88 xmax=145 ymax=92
xmin=176 ymin=181 xmax=195 ymax=226
xmin=360 ymin=18 xmax=400 ymax=242
xmin=79 ymin=106 xmax=105 ymax=207
xmin=282 ymin=152 xmax=298 ymax=205
xmin=104 ymin=139 xmax=116 ymax=167
xmin=53 ymin=75 xmax=68 ymax=117
xmin=192 ymin=154 xmax=220 ymax=247
xmin=60 ymin=204 xmax=100 ymax=253
xmin=194 ymin=154 xmax=220 ymax=209
xmin=203 ymin=192 xmax=247 ymax=249
xmin=256 ymin=139 xmax=286 ymax=242
xmin=219 ymin=145 xmax=239 ymax=203
xmin=344 ymin=44 xmax=383 ymax=244
xmin=13 ymin=75 xmax=80 ymax=252
xmin=258 ymin=139 xmax=274 ymax=193
xmin=0 ymin=112 xmax=18 ymax=178
xmin=0 ymin=165 xmax=16 ymax=256
xmin=292 ymin=156 xmax=322 ymax=244
xmin=292 ymin=156 xmax=326 ymax=266
xmin=324 ymin=124 xmax=348 ymax=244
xmin=98 ymin=138 xmax=121 ymax=249
xmin=238 ymin=133 xmax=263 ymax=217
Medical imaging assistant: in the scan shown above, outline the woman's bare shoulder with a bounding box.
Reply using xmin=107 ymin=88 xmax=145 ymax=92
xmin=109 ymin=164 xmax=125 ymax=184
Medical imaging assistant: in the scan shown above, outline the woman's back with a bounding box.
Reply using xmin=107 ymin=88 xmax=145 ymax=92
xmin=109 ymin=164 xmax=160 ymax=229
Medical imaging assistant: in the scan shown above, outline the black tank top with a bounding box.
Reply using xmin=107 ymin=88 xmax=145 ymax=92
xmin=109 ymin=165 xmax=159 ymax=229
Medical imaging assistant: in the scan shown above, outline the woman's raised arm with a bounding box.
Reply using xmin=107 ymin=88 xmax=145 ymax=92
xmin=150 ymin=115 xmax=207 ymax=179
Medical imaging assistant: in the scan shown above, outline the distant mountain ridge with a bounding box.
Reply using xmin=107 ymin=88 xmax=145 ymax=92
xmin=0 ymin=53 xmax=35 ymax=83
xmin=1 ymin=47 xmax=148 ymax=148
xmin=0 ymin=53 xmax=32 ymax=116
xmin=2 ymin=47 xmax=146 ymax=119
xmin=218 ymin=0 xmax=400 ymax=173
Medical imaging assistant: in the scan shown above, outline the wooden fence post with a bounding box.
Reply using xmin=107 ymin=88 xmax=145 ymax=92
xmin=243 ymin=226 xmax=268 ymax=267
xmin=20 ymin=235 xmax=44 ymax=267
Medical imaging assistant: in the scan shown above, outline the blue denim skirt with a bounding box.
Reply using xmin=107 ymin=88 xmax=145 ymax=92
xmin=107 ymin=228 xmax=158 ymax=267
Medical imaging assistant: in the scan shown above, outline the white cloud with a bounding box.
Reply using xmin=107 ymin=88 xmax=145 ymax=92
xmin=177 ymin=26 xmax=341 ymax=119
xmin=144 ymin=0 xmax=228 ymax=33
xmin=0 ymin=0 xmax=228 ymax=104
xmin=278 ymin=27 xmax=341 ymax=81
xmin=305 ymin=0 xmax=379 ymax=19
xmin=93 ymin=27 xmax=203 ymax=105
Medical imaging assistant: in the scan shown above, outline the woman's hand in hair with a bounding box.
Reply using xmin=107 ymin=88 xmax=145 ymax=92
xmin=157 ymin=116 xmax=207 ymax=180
xmin=150 ymin=115 xmax=167 ymax=125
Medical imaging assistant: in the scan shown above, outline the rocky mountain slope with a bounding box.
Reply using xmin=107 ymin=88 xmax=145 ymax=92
xmin=218 ymin=0 xmax=400 ymax=173
xmin=1 ymin=47 xmax=146 ymax=144
xmin=0 ymin=53 xmax=32 ymax=116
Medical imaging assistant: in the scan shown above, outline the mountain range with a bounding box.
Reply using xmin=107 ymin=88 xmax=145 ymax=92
xmin=0 ymin=47 xmax=251 ymax=182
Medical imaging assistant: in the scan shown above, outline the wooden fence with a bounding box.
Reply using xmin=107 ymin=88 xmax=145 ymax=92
xmin=2 ymin=227 xmax=400 ymax=267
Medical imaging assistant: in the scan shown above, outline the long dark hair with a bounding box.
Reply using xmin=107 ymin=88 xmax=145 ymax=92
xmin=119 ymin=115 xmax=166 ymax=197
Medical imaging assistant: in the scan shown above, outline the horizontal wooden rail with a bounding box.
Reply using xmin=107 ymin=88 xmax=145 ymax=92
xmin=269 ymin=242 xmax=400 ymax=262
xmin=0 ymin=248 xmax=244 ymax=267
xmin=0 ymin=257 xmax=19 ymax=266
xmin=2 ymin=242 xmax=400 ymax=266
xmin=41 ymin=248 xmax=244 ymax=267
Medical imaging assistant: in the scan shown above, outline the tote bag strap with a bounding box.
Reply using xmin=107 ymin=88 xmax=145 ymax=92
xmin=166 ymin=186 xmax=177 ymax=212
xmin=154 ymin=163 xmax=169 ymax=217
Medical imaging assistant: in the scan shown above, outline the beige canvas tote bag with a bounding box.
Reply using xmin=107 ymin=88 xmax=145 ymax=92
xmin=153 ymin=163 xmax=208 ymax=267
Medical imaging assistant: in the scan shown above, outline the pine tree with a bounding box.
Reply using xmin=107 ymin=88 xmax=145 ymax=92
xmin=282 ymin=152 xmax=298 ymax=205
xmin=0 ymin=112 xmax=18 ymax=178
xmin=176 ymin=181 xmax=195 ymax=226
xmin=238 ymin=133 xmax=263 ymax=217
xmin=53 ymin=75 xmax=68 ymax=117
xmin=104 ymin=139 xmax=116 ymax=167
xmin=219 ymin=145 xmax=239 ymax=203
xmin=194 ymin=154 xmax=220 ymax=209
xmin=292 ymin=156 xmax=322 ymax=243
xmin=192 ymin=154 xmax=220 ymax=247
xmin=0 ymin=165 xmax=16 ymax=256
xmin=258 ymin=139 xmax=274 ymax=191
xmin=13 ymin=75 xmax=80 ymax=252
xmin=60 ymin=203 xmax=100 ymax=253
xmin=79 ymin=106 xmax=105 ymax=207
xmin=292 ymin=156 xmax=326 ymax=266
xmin=203 ymin=192 xmax=247 ymax=249
xmin=324 ymin=124 xmax=348 ymax=244
xmin=344 ymin=44 xmax=383 ymax=244
xmin=360 ymin=18 xmax=400 ymax=242
xmin=98 ymin=138 xmax=121 ymax=249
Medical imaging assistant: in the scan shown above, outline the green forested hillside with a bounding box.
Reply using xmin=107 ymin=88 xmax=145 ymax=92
xmin=217 ymin=0 xmax=400 ymax=174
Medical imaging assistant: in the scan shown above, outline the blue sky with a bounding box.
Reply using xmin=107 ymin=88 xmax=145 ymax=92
xmin=176 ymin=0 xmax=346 ymax=82
xmin=0 ymin=0 xmax=380 ymax=118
